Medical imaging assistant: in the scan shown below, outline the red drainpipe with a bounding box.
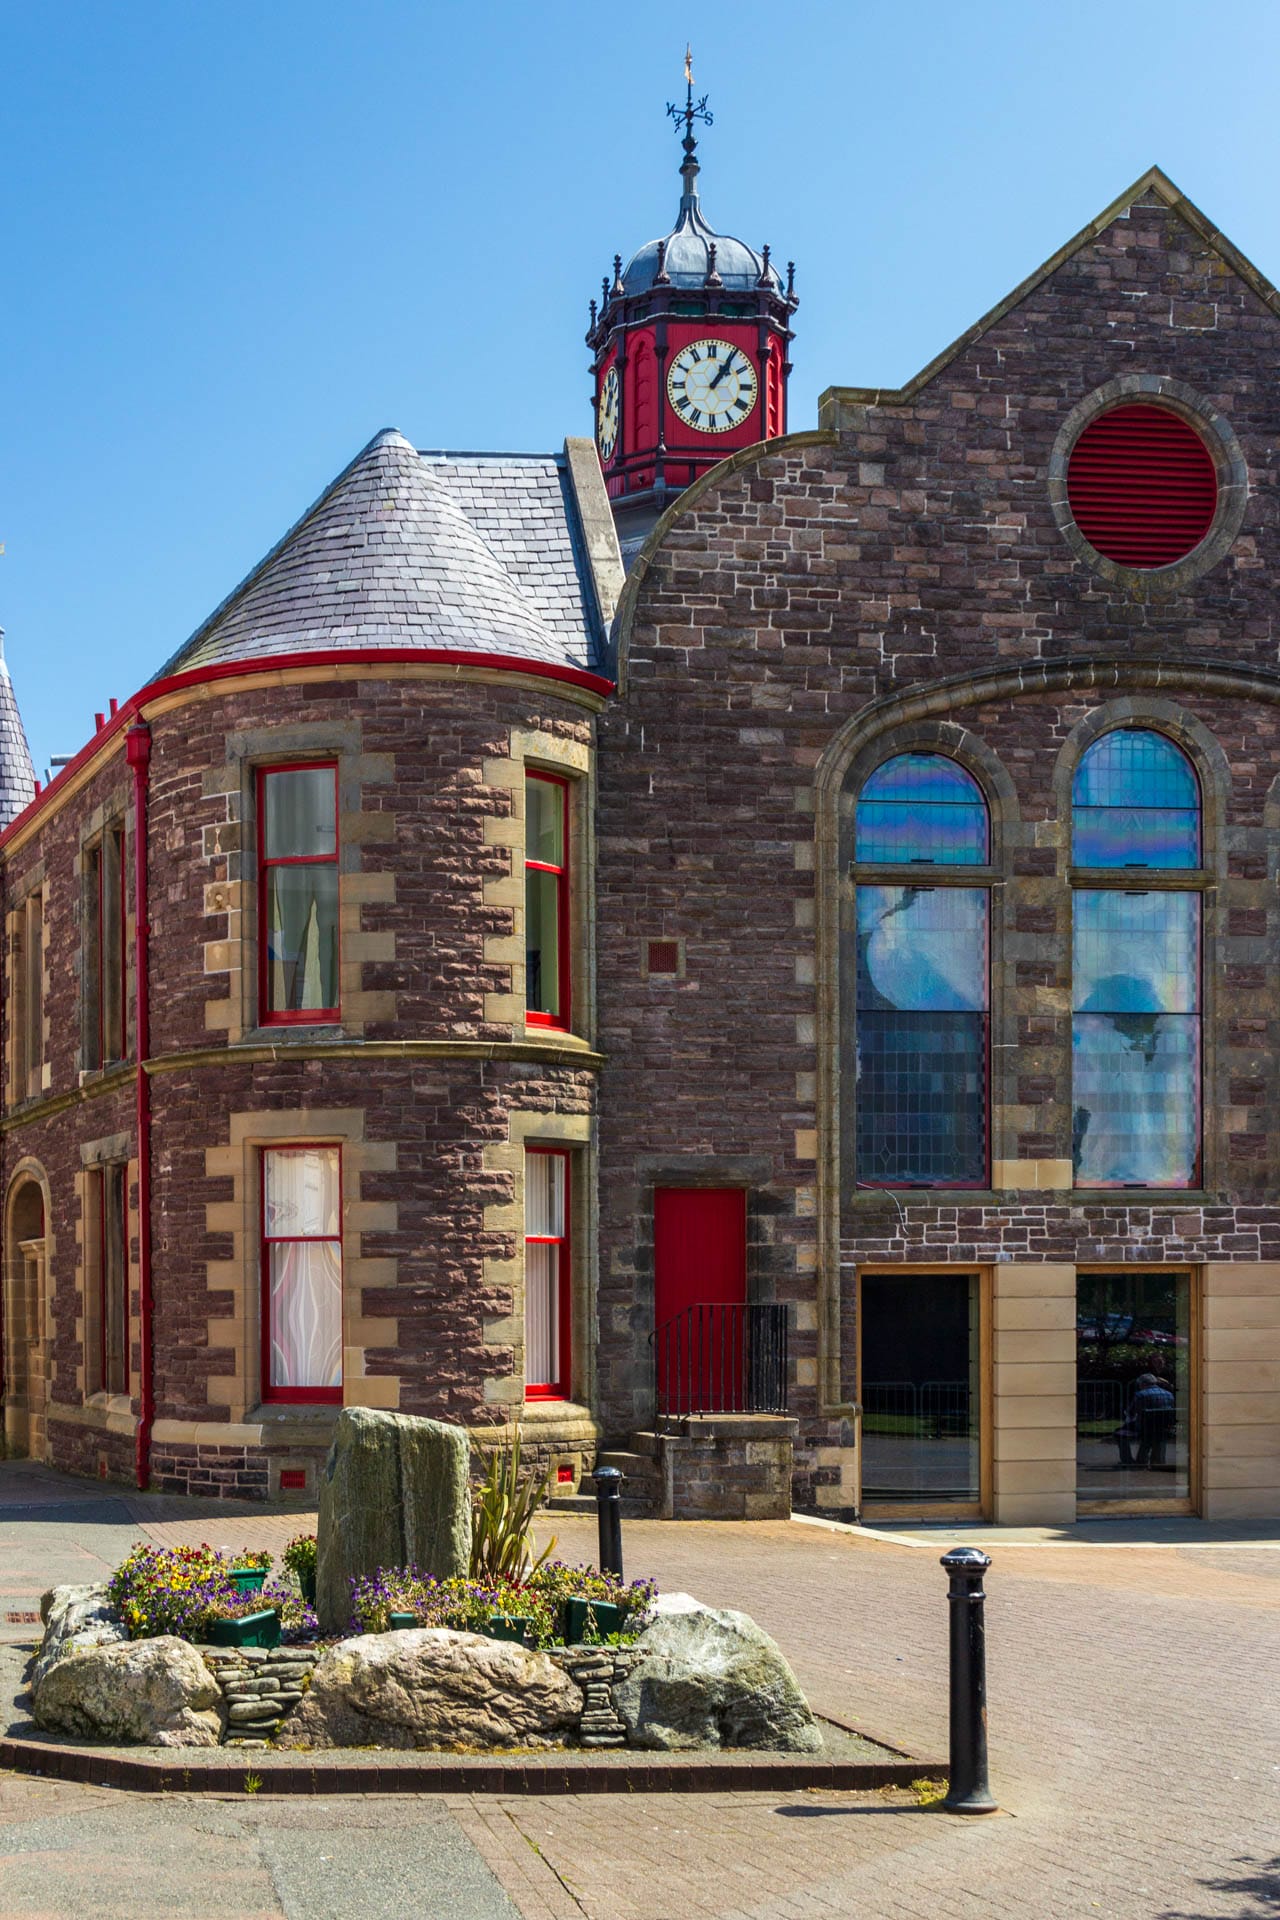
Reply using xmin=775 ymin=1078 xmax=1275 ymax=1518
xmin=127 ymin=723 xmax=153 ymax=1490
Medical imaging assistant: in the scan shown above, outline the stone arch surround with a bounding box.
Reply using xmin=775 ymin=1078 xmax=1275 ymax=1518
xmin=3 ymin=1158 xmax=51 ymax=1460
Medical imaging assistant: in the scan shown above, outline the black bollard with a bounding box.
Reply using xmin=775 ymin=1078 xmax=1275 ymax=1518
xmin=594 ymin=1465 xmax=625 ymax=1581
xmin=940 ymin=1546 xmax=998 ymax=1814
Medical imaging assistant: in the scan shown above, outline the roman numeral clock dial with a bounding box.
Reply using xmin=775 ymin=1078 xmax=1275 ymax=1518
xmin=596 ymin=364 xmax=620 ymax=463
xmin=666 ymin=338 xmax=758 ymax=434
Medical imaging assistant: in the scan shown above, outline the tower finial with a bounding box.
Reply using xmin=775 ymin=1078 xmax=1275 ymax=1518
xmin=667 ymin=45 xmax=713 ymax=214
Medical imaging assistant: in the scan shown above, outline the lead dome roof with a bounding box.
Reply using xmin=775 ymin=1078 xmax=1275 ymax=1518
xmin=620 ymin=143 xmax=780 ymax=295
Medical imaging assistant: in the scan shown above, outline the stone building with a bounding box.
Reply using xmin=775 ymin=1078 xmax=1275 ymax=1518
xmin=3 ymin=163 xmax=1280 ymax=1524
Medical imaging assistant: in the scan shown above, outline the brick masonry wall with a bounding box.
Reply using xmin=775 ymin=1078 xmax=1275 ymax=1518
xmin=595 ymin=187 xmax=1280 ymax=1498
xmin=1 ymin=670 xmax=601 ymax=1489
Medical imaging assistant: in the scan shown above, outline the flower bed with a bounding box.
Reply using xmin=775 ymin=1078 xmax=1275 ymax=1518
xmin=107 ymin=1544 xmax=317 ymax=1644
xmin=349 ymin=1561 xmax=655 ymax=1647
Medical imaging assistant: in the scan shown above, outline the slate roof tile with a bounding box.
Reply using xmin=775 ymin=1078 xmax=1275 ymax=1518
xmin=157 ymin=430 xmax=604 ymax=681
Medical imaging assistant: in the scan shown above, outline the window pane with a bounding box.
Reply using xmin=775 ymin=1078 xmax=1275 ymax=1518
xmin=1073 ymin=892 xmax=1198 ymax=1015
xmin=861 ymin=1273 xmax=981 ymax=1504
xmin=266 ymin=866 xmax=339 ymax=1012
xmin=265 ymin=1148 xmax=340 ymax=1238
xmin=268 ymin=1240 xmax=342 ymax=1389
xmin=856 ymin=754 xmax=987 ymax=865
xmin=1073 ymin=731 xmax=1199 ymax=867
xmin=857 ymin=886 xmax=987 ymax=1012
xmin=1072 ymin=1014 xmax=1199 ymax=1186
xmin=526 ymin=867 xmax=561 ymax=1016
xmin=264 ymin=768 xmax=337 ymax=859
xmin=525 ymin=1241 xmax=560 ymax=1386
xmin=526 ymin=1152 xmax=565 ymax=1239
xmin=527 ymin=778 xmax=564 ymax=867
xmin=1076 ymin=1271 xmax=1191 ymax=1502
xmin=857 ymin=1011 xmax=987 ymax=1185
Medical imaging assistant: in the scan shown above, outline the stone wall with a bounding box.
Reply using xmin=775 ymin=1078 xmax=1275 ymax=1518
xmin=595 ymin=181 xmax=1280 ymax=1510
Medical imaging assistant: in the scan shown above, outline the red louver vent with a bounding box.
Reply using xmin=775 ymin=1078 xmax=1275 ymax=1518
xmin=1066 ymin=404 xmax=1217 ymax=568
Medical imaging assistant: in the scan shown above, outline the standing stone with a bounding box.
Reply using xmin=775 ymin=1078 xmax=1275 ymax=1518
xmin=316 ymin=1408 xmax=472 ymax=1633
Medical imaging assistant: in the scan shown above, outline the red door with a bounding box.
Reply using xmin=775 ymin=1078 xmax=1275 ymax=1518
xmin=654 ymin=1188 xmax=747 ymax=1414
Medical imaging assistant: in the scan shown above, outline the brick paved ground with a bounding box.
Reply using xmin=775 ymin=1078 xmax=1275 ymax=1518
xmin=2 ymin=1462 xmax=1278 ymax=1918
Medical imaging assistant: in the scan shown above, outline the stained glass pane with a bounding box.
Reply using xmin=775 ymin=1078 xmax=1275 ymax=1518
xmin=265 ymin=1149 xmax=340 ymax=1238
xmin=1073 ymin=731 xmax=1199 ymax=867
xmin=266 ymin=867 xmax=339 ymax=1012
xmin=857 ymin=886 xmax=987 ymax=1012
xmin=855 ymin=887 xmax=987 ymax=1185
xmin=1073 ymin=892 xmax=1198 ymax=1015
xmin=856 ymin=754 xmax=987 ymax=865
xmin=856 ymin=1012 xmax=987 ymax=1185
xmin=1072 ymin=1016 xmax=1200 ymax=1186
xmin=263 ymin=768 xmax=337 ymax=860
xmin=268 ymin=1240 xmax=342 ymax=1389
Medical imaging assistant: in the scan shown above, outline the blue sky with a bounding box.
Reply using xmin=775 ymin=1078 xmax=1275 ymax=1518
xmin=6 ymin=0 xmax=1280 ymax=773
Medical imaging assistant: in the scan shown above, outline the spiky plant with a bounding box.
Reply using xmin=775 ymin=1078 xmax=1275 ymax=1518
xmin=469 ymin=1430 xmax=557 ymax=1583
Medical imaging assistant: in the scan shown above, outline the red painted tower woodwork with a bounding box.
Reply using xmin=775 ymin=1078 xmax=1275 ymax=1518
xmin=587 ymin=65 xmax=798 ymax=561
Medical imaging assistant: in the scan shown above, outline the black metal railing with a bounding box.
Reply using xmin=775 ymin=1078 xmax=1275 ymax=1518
xmin=651 ymin=1301 xmax=790 ymax=1423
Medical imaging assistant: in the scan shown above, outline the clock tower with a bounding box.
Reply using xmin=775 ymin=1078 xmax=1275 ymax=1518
xmin=587 ymin=61 xmax=798 ymax=561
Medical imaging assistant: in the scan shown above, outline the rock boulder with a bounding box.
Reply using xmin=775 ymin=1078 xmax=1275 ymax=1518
xmin=278 ymin=1629 xmax=583 ymax=1750
xmin=614 ymin=1593 xmax=822 ymax=1752
xmin=316 ymin=1409 xmax=472 ymax=1633
xmin=31 ymin=1634 xmax=223 ymax=1747
xmin=32 ymin=1583 xmax=127 ymax=1692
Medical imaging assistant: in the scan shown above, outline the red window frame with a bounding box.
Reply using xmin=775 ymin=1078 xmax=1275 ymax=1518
xmin=260 ymin=1144 xmax=343 ymax=1406
xmin=525 ymin=773 xmax=570 ymax=1031
xmin=257 ymin=762 xmax=340 ymax=1027
xmin=93 ymin=1163 xmax=128 ymax=1396
xmin=524 ymin=1145 xmax=571 ymax=1401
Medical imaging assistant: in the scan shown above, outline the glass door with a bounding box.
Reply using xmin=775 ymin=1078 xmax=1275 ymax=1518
xmin=859 ymin=1271 xmax=984 ymax=1515
xmin=1076 ymin=1271 xmax=1194 ymax=1511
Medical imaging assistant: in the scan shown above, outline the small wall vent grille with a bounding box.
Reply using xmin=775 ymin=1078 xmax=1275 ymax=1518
xmin=646 ymin=940 xmax=681 ymax=976
xmin=1066 ymin=404 xmax=1217 ymax=568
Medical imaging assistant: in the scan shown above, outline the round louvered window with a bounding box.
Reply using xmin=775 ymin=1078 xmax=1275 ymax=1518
xmin=1066 ymin=404 xmax=1218 ymax=569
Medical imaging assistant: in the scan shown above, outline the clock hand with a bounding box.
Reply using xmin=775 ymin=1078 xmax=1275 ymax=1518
xmin=709 ymin=357 xmax=733 ymax=390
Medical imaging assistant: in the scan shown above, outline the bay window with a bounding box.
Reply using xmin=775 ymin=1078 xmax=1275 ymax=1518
xmin=261 ymin=1146 xmax=342 ymax=1403
xmin=259 ymin=764 xmax=339 ymax=1023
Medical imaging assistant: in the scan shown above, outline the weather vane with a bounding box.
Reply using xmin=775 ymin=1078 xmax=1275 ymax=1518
xmin=667 ymin=44 xmax=712 ymax=145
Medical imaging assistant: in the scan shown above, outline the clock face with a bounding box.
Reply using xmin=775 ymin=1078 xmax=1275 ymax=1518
xmin=666 ymin=338 xmax=758 ymax=434
xmin=596 ymin=364 xmax=620 ymax=462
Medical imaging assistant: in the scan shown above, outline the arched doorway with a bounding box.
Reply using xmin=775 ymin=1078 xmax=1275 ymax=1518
xmin=3 ymin=1173 xmax=49 ymax=1461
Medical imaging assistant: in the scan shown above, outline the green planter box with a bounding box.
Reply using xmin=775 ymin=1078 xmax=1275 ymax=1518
xmin=298 ymin=1570 xmax=316 ymax=1607
xmin=227 ymin=1568 xmax=268 ymax=1595
xmin=563 ymin=1599 xmax=625 ymax=1645
xmin=485 ymin=1615 xmax=533 ymax=1646
xmin=209 ymin=1609 xmax=280 ymax=1649
xmin=387 ymin=1611 xmax=418 ymax=1630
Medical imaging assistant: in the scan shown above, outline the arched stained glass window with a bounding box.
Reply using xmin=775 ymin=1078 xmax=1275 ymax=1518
xmin=856 ymin=754 xmax=989 ymax=866
xmin=853 ymin=753 xmax=991 ymax=1187
xmin=1072 ymin=730 xmax=1199 ymax=868
xmin=1071 ymin=730 xmax=1202 ymax=1189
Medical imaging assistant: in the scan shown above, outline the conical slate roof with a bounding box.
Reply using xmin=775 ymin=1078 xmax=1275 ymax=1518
xmin=160 ymin=429 xmax=604 ymax=678
xmin=0 ymin=637 xmax=36 ymax=829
